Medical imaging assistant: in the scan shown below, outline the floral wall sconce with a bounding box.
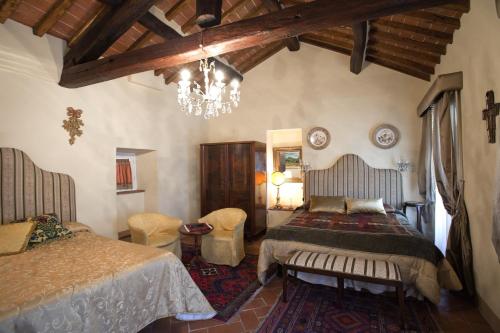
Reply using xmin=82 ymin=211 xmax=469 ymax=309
xmin=62 ymin=107 xmax=84 ymax=145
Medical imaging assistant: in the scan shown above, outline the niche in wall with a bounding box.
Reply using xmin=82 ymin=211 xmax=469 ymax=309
xmin=116 ymin=148 xmax=158 ymax=237
xmin=266 ymin=128 xmax=304 ymax=208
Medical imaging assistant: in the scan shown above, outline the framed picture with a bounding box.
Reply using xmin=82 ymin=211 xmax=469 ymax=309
xmin=273 ymin=147 xmax=302 ymax=183
xmin=307 ymin=127 xmax=331 ymax=150
xmin=371 ymin=124 xmax=400 ymax=149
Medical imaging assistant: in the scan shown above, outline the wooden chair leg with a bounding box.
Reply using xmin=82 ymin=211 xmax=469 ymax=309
xmin=337 ymin=277 xmax=344 ymax=307
xmin=397 ymin=285 xmax=406 ymax=329
xmin=282 ymin=264 xmax=288 ymax=303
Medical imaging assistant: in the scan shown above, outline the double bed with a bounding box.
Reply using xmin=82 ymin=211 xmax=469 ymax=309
xmin=0 ymin=148 xmax=215 ymax=333
xmin=258 ymin=154 xmax=461 ymax=304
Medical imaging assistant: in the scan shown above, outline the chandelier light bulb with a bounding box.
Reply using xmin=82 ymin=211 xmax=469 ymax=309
xmin=180 ymin=69 xmax=191 ymax=81
xmin=230 ymin=79 xmax=240 ymax=89
xmin=214 ymin=70 xmax=224 ymax=82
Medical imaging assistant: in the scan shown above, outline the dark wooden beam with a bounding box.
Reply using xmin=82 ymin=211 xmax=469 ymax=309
xmin=366 ymin=55 xmax=430 ymax=80
xmin=350 ymin=21 xmax=369 ymax=74
xmin=370 ymin=30 xmax=447 ymax=55
xmin=196 ymin=0 xmax=222 ymax=28
xmin=68 ymin=5 xmax=109 ymax=47
xmin=262 ymin=0 xmax=300 ymax=51
xmin=367 ymin=40 xmax=440 ymax=65
xmin=60 ymin=0 xmax=463 ymax=88
xmin=300 ymin=35 xmax=351 ymax=56
xmin=137 ymin=12 xmax=179 ymax=40
xmin=371 ymin=19 xmax=453 ymax=45
xmin=33 ymin=0 xmax=75 ymax=36
xmin=126 ymin=31 xmax=154 ymax=51
xmin=0 ymin=0 xmax=21 ymax=23
xmin=239 ymin=43 xmax=286 ymax=73
xmin=64 ymin=0 xmax=157 ymax=66
xmin=401 ymin=11 xmax=460 ymax=30
xmin=164 ymin=0 xmax=188 ymax=20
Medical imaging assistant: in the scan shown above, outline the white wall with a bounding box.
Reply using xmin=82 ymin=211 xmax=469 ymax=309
xmin=204 ymin=44 xmax=428 ymax=204
xmin=0 ymin=21 xmax=204 ymax=238
xmin=432 ymin=1 xmax=500 ymax=326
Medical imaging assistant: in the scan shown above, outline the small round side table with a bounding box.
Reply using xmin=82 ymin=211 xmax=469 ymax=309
xmin=403 ymin=201 xmax=426 ymax=233
xmin=179 ymin=224 xmax=213 ymax=266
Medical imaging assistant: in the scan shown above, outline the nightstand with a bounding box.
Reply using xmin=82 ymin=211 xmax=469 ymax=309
xmin=403 ymin=201 xmax=426 ymax=233
xmin=267 ymin=207 xmax=295 ymax=228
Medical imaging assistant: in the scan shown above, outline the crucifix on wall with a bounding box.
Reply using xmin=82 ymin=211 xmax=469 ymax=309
xmin=483 ymin=91 xmax=500 ymax=143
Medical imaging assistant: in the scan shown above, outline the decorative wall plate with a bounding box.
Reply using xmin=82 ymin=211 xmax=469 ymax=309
xmin=307 ymin=127 xmax=331 ymax=150
xmin=371 ymin=124 xmax=400 ymax=149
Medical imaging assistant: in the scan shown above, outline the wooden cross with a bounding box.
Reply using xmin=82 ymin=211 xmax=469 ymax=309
xmin=483 ymin=91 xmax=500 ymax=143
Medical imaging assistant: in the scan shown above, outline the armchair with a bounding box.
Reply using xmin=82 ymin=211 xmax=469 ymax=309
xmin=127 ymin=213 xmax=182 ymax=258
xmin=200 ymin=208 xmax=247 ymax=267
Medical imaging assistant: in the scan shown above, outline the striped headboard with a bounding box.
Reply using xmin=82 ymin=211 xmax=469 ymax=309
xmin=304 ymin=154 xmax=404 ymax=209
xmin=0 ymin=148 xmax=77 ymax=224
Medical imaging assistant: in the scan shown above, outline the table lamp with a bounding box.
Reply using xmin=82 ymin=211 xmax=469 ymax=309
xmin=271 ymin=171 xmax=286 ymax=209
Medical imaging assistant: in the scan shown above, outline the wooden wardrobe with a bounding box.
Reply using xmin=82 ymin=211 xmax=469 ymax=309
xmin=200 ymin=141 xmax=267 ymax=238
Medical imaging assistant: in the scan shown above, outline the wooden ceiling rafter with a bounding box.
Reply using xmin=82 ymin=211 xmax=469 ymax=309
xmin=0 ymin=0 xmax=21 ymax=23
xmin=262 ymin=0 xmax=300 ymax=52
xmin=239 ymin=42 xmax=286 ymax=73
xmin=164 ymin=0 xmax=189 ymax=20
xmin=350 ymin=21 xmax=369 ymax=74
xmin=372 ymin=19 xmax=453 ymax=45
xmin=59 ymin=0 xmax=467 ymax=88
xmin=68 ymin=4 xmax=109 ymax=47
xmin=33 ymin=0 xmax=75 ymax=37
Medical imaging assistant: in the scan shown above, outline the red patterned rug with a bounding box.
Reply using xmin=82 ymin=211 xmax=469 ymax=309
xmin=257 ymin=279 xmax=440 ymax=333
xmin=181 ymin=245 xmax=261 ymax=321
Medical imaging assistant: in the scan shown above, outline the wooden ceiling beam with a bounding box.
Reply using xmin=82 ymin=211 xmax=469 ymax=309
xmin=68 ymin=5 xmax=109 ymax=47
xmin=367 ymin=40 xmax=440 ymax=65
xmin=164 ymin=0 xmax=189 ymax=20
xmin=366 ymin=55 xmax=430 ymax=80
xmin=239 ymin=42 xmax=286 ymax=73
xmin=370 ymin=30 xmax=447 ymax=55
xmin=126 ymin=31 xmax=155 ymax=51
xmin=262 ymin=0 xmax=300 ymax=52
xmin=33 ymin=0 xmax=75 ymax=36
xmin=300 ymin=35 xmax=351 ymax=56
xmin=401 ymin=11 xmax=460 ymax=30
xmin=350 ymin=21 xmax=369 ymax=74
xmin=138 ymin=12 xmax=180 ymax=40
xmin=0 ymin=0 xmax=21 ymax=23
xmin=60 ymin=0 xmax=463 ymax=88
xmin=371 ymin=19 xmax=453 ymax=44
xmin=366 ymin=48 xmax=434 ymax=74
xmin=64 ymin=0 xmax=157 ymax=65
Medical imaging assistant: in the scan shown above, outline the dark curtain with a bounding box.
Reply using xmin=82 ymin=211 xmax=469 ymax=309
xmin=418 ymin=91 xmax=475 ymax=297
xmin=116 ymin=159 xmax=133 ymax=190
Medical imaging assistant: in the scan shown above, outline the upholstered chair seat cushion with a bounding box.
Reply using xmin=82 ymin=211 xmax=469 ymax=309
xmin=0 ymin=221 xmax=37 ymax=256
xmin=128 ymin=213 xmax=182 ymax=258
xmin=200 ymin=208 xmax=247 ymax=267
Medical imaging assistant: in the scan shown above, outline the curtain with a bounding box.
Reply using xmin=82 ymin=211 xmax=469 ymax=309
xmin=116 ymin=159 xmax=133 ymax=190
xmin=418 ymin=109 xmax=436 ymax=241
xmin=494 ymin=143 xmax=500 ymax=262
xmin=418 ymin=91 xmax=475 ymax=297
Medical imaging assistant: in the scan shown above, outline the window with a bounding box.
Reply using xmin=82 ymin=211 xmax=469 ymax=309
xmin=116 ymin=153 xmax=137 ymax=191
xmin=434 ymin=185 xmax=452 ymax=254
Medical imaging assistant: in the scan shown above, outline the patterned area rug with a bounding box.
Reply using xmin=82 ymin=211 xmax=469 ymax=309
xmin=181 ymin=245 xmax=261 ymax=321
xmin=257 ymin=279 xmax=440 ymax=333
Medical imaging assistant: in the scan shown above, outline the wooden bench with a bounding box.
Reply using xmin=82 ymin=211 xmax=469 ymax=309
xmin=282 ymin=251 xmax=406 ymax=326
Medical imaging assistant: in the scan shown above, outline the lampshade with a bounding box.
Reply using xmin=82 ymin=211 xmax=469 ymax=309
xmin=271 ymin=171 xmax=286 ymax=186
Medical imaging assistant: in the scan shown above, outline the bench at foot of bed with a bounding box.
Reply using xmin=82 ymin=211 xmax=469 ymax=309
xmin=282 ymin=251 xmax=406 ymax=328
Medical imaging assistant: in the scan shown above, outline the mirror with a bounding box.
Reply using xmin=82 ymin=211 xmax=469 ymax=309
xmin=273 ymin=147 xmax=302 ymax=183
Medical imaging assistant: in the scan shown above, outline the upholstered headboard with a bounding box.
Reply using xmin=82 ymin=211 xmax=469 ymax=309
xmin=304 ymin=154 xmax=404 ymax=209
xmin=0 ymin=148 xmax=77 ymax=224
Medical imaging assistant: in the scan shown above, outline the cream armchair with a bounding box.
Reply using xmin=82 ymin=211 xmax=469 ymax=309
xmin=127 ymin=213 xmax=182 ymax=258
xmin=200 ymin=208 xmax=247 ymax=267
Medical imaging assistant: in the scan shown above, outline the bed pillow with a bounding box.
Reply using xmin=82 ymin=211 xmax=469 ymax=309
xmin=309 ymin=196 xmax=346 ymax=213
xmin=346 ymin=198 xmax=386 ymax=215
xmin=23 ymin=214 xmax=73 ymax=247
xmin=0 ymin=221 xmax=37 ymax=256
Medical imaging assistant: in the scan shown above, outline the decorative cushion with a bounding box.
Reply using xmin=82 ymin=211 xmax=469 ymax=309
xmin=383 ymin=203 xmax=396 ymax=213
xmin=309 ymin=196 xmax=346 ymax=213
xmin=24 ymin=214 xmax=73 ymax=247
xmin=346 ymin=198 xmax=386 ymax=215
xmin=0 ymin=221 xmax=37 ymax=256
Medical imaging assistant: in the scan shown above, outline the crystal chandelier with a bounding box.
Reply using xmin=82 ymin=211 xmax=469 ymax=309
xmin=177 ymin=59 xmax=240 ymax=119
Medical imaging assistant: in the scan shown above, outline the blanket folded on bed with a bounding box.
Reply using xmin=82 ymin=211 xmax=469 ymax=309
xmin=265 ymin=209 xmax=443 ymax=265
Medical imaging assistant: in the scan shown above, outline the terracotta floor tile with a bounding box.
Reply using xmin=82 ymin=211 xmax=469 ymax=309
xmin=226 ymin=314 xmax=240 ymax=324
xmin=253 ymin=305 xmax=272 ymax=317
xmin=207 ymin=322 xmax=245 ymax=333
xmin=243 ymin=297 xmax=266 ymax=310
xmin=188 ymin=319 xmax=225 ymax=331
xmin=239 ymin=310 xmax=260 ymax=331
xmin=190 ymin=329 xmax=208 ymax=333
xmin=259 ymin=289 xmax=282 ymax=306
